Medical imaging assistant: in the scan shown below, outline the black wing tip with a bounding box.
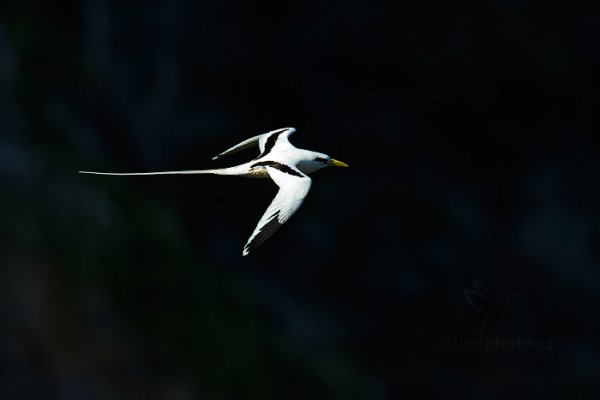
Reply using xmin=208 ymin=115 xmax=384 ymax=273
xmin=243 ymin=215 xmax=282 ymax=256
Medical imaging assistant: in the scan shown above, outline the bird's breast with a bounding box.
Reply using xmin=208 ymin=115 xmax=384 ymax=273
xmin=246 ymin=166 xmax=271 ymax=179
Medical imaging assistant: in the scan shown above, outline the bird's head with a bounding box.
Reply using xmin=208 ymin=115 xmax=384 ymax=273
xmin=302 ymin=153 xmax=349 ymax=173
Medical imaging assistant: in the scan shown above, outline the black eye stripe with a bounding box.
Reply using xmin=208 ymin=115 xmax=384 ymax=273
xmin=315 ymin=157 xmax=327 ymax=163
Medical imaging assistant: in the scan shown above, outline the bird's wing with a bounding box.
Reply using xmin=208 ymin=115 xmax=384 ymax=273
xmin=212 ymin=127 xmax=296 ymax=160
xmin=243 ymin=163 xmax=311 ymax=256
xmin=256 ymin=127 xmax=296 ymax=157
xmin=211 ymin=134 xmax=262 ymax=160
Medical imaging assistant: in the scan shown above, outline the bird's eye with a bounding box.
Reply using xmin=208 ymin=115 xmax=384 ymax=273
xmin=315 ymin=157 xmax=328 ymax=163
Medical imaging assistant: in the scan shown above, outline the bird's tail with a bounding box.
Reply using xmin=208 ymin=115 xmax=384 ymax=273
xmin=78 ymin=168 xmax=239 ymax=176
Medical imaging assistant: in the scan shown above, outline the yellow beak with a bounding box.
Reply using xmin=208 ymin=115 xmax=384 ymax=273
xmin=330 ymin=159 xmax=349 ymax=168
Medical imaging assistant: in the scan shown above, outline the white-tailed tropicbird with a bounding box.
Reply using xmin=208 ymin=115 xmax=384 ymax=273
xmin=79 ymin=127 xmax=349 ymax=255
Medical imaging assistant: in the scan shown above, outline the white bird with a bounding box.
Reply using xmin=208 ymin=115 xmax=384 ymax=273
xmin=79 ymin=127 xmax=349 ymax=255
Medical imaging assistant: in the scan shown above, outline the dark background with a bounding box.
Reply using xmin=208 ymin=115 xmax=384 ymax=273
xmin=1 ymin=0 xmax=599 ymax=399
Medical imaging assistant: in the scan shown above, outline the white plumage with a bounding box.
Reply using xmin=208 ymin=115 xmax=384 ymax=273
xmin=80 ymin=127 xmax=349 ymax=255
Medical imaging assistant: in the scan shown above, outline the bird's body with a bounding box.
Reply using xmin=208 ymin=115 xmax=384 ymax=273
xmin=80 ymin=127 xmax=348 ymax=255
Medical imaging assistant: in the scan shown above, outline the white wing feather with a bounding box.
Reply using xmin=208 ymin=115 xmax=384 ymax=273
xmin=213 ymin=127 xmax=296 ymax=160
xmin=243 ymin=165 xmax=311 ymax=256
xmin=212 ymin=134 xmax=262 ymax=160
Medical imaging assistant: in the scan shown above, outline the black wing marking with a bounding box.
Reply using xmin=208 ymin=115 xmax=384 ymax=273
xmin=254 ymin=128 xmax=296 ymax=159
xmin=251 ymin=161 xmax=305 ymax=177
xmin=243 ymin=212 xmax=282 ymax=255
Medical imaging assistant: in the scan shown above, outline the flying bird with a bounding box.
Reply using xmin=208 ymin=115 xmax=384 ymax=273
xmin=79 ymin=127 xmax=349 ymax=256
